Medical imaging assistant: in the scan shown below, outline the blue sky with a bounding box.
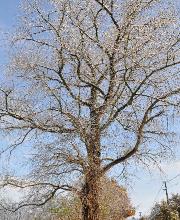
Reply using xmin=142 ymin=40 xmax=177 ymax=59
xmin=0 ymin=0 xmax=180 ymax=218
xmin=0 ymin=0 xmax=20 ymax=27
xmin=0 ymin=0 xmax=20 ymax=69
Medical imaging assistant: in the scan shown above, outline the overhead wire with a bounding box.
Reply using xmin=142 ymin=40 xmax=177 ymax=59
xmin=166 ymin=173 xmax=180 ymax=183
xmin=153 ymin=184 xmax=164 ymax=204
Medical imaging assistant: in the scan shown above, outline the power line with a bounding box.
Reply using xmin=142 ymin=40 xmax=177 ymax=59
xmin=160 ymin=174 xmax=180 ymax=205
xmin=167 ymin=173 xmax=180 ymax=183
xmin=153 ymin=184 xmax=163 ymax=204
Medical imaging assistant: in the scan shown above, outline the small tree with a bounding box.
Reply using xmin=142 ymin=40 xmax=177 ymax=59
xmin=50 ymin=178 xmax=135 ymax=220
xmin=0 ymin=0 xmax=180 ymax=220
xmin=149 ymin=194 xmax=180 ymax=220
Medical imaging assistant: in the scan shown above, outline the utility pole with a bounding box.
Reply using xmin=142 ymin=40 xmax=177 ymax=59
xmin=163 ymin=181 xmax=169 ymax=205
xmin=139 ymin=212 xmax=142 ymax=218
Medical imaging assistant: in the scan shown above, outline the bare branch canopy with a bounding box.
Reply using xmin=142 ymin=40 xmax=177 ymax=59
xmin=0 ymin=0 xmax=179 ymax=219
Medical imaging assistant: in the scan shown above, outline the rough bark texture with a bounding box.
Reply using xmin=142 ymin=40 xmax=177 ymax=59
xmin=82 ymin=88 xmax=101 ymax=220
xmin=82 ymin=173 xmax=101 ymax=220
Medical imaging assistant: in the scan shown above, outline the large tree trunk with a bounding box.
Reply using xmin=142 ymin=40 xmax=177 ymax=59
xmin=81 ymin=120 xmax=101 ymax=219
xmin=81 ymin=87 xmax=102 ymax=220
xmin=81 ymin=170 xmax=101 ymax=220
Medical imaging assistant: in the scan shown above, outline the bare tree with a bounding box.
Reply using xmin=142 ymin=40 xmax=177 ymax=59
xmin=0 ymin=0 xmax=180 ymax=220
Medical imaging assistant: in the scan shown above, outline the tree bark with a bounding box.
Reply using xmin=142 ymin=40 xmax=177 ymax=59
xmin=81 ymin=170 xmax=101 ymax=220
xmin=81 ymin=87 xmax=102 ymax=220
